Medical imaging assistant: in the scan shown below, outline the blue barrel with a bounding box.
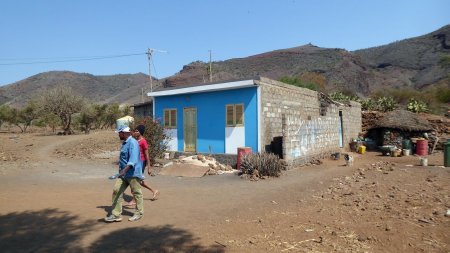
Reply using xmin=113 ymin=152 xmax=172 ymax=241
xmin=402 ymin=139 xmax=412 ymax=150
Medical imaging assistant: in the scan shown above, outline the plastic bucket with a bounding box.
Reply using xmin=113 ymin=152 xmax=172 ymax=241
xmin=357 ymin=145 xmax=366 ymax=154
xmin=420 ymin=157 xmax=428 ymax=166
xmin=237 ymin=147 xmax=252 ymax=170
xmin=416 ymin=140 xmax=428 ymax=156
xmin=402 ymin=149 xmax=410 ymax=156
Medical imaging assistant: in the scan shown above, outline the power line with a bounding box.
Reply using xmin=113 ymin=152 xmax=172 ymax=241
xmin=0 ymin=52 xmax=146 ymax=66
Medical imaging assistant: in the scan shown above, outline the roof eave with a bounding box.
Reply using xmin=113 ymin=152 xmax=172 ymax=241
xmin=147 ymin=79 xmax=257 ymax=97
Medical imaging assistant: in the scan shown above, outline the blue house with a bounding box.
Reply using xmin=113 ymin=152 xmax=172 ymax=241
xmin=148 ymin=77 xmax=361 ymax=166
xmin=148 ymin=79 xmax=259 ymax=155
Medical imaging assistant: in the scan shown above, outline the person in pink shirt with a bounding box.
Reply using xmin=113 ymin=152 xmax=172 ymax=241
xmin=124 ymin=124 xmax=159 ymax=206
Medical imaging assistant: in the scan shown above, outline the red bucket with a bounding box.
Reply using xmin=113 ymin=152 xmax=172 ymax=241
xmin=416 ymin=139 xmax=428 ymax=156
xmin=237 ymin=147 xmax=252 ymax=170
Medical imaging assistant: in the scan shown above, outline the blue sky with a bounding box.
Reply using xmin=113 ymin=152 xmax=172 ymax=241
xmin=0 ymin=0 xmax=449 ymax=86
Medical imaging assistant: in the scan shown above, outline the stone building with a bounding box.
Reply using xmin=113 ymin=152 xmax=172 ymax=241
xmin=148 ymin=77 xmax=361 ymax=168
xmin=131 ymin=100 xmax=153 ymax=118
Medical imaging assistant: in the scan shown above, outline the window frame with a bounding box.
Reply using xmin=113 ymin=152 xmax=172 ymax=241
xmin=225 ymin=103 xmax=245 ymax=127
xmin=163 ymin=108 xmax=177 ymax=129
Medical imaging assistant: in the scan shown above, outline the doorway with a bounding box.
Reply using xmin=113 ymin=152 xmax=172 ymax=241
xmin=339 ymin=111 xmax=344 ymax=148
xmin=183 ymin=108 xmax=197 ymax=152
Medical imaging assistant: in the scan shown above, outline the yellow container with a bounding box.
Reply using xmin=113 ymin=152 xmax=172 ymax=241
xmin=357 ymin=145 xmax=366 ymax=154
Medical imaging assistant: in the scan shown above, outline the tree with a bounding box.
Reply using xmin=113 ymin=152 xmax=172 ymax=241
xmin=102 ymin=103 xmax=122 ymax=129
xmin=0 ymin=105 xmax=11 ymax=129
xmin=77 ymin=103 xmax=97 ymax=134
xmin=19 ymin=101 xmax=40 ymax=133
xmin=38 ymin=85 xmax=85 ymax=134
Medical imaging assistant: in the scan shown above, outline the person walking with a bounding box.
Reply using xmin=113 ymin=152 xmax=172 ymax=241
xmin=124 ymin=124 xmax=160 ymax=206
xmin=105 ymin=126 xmax=144 ymax=222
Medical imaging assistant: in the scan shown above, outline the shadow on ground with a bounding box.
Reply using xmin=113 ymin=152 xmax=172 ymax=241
xmin=0 ymin=209 xmax=92 ymax=253
xmin=0 ymin=209 xmax=224 ymax=253
xmin=89 ymin=225 xmax=224 ymax=253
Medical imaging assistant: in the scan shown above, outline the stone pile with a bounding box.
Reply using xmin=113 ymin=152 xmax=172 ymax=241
xmin=173 ymin=154 xmax=234 ymax=176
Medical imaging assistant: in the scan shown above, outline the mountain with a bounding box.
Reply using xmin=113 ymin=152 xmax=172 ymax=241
xmin=0 ymin=71 xmax=155 ymax=107
xmin=162 ymin=24 xmax=450 ymax=95
xmin=354 ymin=24 xmax=450 ymax=90
xmin=1 ymin=25 xmax=449 ymax=107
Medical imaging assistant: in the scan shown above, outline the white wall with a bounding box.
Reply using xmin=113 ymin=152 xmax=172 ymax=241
xmin=225 ymin=126 xmax=245 ymax=154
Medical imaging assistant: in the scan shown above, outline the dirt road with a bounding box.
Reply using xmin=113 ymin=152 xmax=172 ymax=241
xmin=0 ymin=131 xmax=449 ymax=252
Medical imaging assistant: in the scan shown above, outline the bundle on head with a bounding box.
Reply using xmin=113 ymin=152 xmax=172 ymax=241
xmin=240 ymin=152 xmax=287 ymax=177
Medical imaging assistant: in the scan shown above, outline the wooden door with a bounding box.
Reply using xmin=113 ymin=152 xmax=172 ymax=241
xmin=183 ymin=108 xmax=197 ymax=152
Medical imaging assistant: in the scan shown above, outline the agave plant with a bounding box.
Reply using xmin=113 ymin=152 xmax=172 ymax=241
xmin=240 ymin=152 xmax=287 ymax=177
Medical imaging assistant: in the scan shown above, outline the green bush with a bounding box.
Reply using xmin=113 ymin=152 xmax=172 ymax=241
xmin=279 ymin=76 xmax=318 ymax=91
xmin=360 ymin=98 xmax=376 ymax=111
xmin=329 ymin=92 xmax=360 ymax=102
xmin=240 ymin=152 xmax=287 ymax=177
xmin=406 ymin=98 xmax=428 ymax=113
xmin=376 ymin=96 xmax=397 ymax=112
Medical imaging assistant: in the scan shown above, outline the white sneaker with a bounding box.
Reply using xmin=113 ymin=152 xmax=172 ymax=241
xmin=104 ymin=214 xmax=122 ymax=222
xmin=128 ymin=214 xmax=142 ymax=221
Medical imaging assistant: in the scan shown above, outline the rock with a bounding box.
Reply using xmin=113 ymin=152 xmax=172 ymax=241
xmin=357 ymin=235 xmax=369 ymax=242
xmin=445 ymin=210 xmax=450 ymax=217
xmin=197 ymin=154 xmax=204 ymax=160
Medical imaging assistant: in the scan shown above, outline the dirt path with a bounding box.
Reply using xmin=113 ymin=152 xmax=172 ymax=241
xmin=0 ymin=131 xmax=449 ymax=252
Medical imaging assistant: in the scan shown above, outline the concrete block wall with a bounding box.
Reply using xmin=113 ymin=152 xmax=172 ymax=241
xmin=258 ymin=77 xmax=361 ymax=168
xmin=339 ymin=101 xmax=362 ymax=150
xmin=257 ymin=77 xmax=320 ymax=152
xmin=282 ymin=114 xmax=341 ymax=166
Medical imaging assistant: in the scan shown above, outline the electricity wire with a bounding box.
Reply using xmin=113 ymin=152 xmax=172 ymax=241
xmin=0 ymin=52 xmax=146 ymax=66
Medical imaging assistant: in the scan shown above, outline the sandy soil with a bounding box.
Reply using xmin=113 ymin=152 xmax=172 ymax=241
xmin=0 ymin=130 xmax=449 ymax=252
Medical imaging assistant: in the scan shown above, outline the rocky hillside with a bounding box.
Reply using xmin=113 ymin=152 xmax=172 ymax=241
xmin=354 ymin=24 xmax=450 ymax=90
xmin=163 ymin=24 xmax=450 ymax=95
xmin=0 ymin=71 xmax=156 ymax=107
xmin=1 ymin=25 xmax=449 ymax=107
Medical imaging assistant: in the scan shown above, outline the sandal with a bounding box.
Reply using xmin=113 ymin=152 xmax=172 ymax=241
xmin=151 ymin=190 xmax=160 ymax=200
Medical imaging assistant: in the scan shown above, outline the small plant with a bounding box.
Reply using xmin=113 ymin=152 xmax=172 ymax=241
xmin=329 ymin=92 xmax=361 ymax=103
xmin=240 ymin=152 xmax=287 ymax=178
xmin=360 ymin=98 xmax=376 ymax=111
xmin=376 ymin=96 xmax=397 ymax=112
xmin=406 ymin=98 xmax=428 ymax=113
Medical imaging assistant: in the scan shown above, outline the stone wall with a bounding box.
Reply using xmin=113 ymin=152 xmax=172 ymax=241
xmin=258 ymin=77 xmax=361 ymax=168
xmin=258 ymin=77 xmax=320 ymax=155
xmin=340 ymin=101 xmax=362 ymax=149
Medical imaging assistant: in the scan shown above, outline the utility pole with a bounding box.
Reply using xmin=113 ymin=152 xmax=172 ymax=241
xmin=208 ymin=50 xmax=212 ymax=82
xmin=146 ymin=48 xmax=167 ymax=92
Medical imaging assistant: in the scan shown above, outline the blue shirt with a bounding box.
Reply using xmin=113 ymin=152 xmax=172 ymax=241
xmin=119 ymin=136 xmax=143 ymax=179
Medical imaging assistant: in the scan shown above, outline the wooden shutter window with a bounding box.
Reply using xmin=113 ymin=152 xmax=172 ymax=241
xmin=170 ymin=109 xmax=177 ymax=128
xmin=235 ymin=104 xmax=244 ymax=125
xmin=164 ymin=110 xmax=170 ymax=127
xmin=226 ymin=105 xmax=234 ymax=126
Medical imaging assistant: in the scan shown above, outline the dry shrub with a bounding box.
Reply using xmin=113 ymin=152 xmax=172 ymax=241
xmin=240 ymin=152 xmax=287 ymax=177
